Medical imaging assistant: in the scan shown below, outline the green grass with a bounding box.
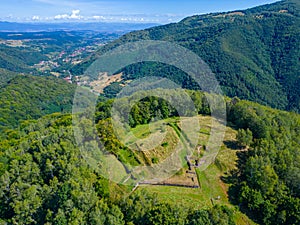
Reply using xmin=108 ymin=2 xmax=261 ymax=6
xmin=125 ymin=118 xmax=181 ymax=164
xmin=132 ymin=115 xmax=256 ymax=224
xmin=196 ymin=165 xmax=228 ymax=205
xmin=137 ymin=185 xmax=211 ymax=209
xmin=134 ymin=116 xmax=236 ymax=205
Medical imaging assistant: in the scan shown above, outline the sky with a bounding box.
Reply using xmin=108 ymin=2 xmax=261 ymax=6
xmin=0 ymin=0 xmax=280 ymax=24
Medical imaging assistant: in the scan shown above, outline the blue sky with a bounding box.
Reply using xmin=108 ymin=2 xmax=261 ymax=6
xmin=1 ymin=0 xmax=279 ymax=23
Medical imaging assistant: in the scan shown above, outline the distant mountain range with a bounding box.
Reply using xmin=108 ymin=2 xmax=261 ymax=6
xmin=0 ymin=21 xmax=159 ymax=32
xmin=75 ymin=0 xmax=299 ymax=112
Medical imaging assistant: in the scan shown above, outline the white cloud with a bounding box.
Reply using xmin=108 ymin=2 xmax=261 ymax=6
xmin=92 ymin=15 xmax=106 ymax=20
xmin=32 ymin=16 xmax=40 ymax=20
xmin=70 ymin=9 xmax=81 ymax=19
xmin=25 ymin=9 xmax=182 ymax=24
xmin=54 ymin=14 xmax=69 ymax=19
xmin=54 ymin=9 xmax=82 ymax=20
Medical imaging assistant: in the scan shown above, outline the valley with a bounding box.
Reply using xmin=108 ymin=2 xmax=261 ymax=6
xmin=0 ymin=31 xmax=121 ymax=79
xmin=0 ymin=1 xmax=299 ymax=224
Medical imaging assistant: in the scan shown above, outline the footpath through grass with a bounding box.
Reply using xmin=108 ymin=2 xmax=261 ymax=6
xmin=135 ymin=115 xmax=257 ymax=224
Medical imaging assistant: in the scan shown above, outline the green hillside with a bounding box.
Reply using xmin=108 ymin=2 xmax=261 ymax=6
xmin=73 ymin=0 xmax=300 ymax=112
xmin=0 ymin=75 xmax=76 ymax=135
xmin=0 ymin=1 xmax=298 ymax=224
xmin=0 ymin=68 xmax=19 ymax=87
xmin=0 ymin=44 xmax=47 ymax=75
xmin=0 ymin=44 xmax=47 ymax=87
xmin=0 ymin=88 xmax=299 ymax=224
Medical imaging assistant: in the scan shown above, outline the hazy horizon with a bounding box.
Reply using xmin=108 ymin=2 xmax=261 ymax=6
xmin=1 ymin=0 xmax=279 ymax=24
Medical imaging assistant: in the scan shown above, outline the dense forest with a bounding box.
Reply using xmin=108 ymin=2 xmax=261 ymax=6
xmin=0 ymin=44 xmax=47 ymax=75
xmin=0 ymin=75 xmax=76 ymax=136
xmin=0 ymin=87 xmax=299 ymax=224
xmin=0 ymin=111 xmax=236 ymax=225
xmin=73 ymin=0 xmax=300 ymax=112
xmin=227 ymin=100 xmax=300 ymax=224
xmin=0 ymin=1 xmax=299 ymax=224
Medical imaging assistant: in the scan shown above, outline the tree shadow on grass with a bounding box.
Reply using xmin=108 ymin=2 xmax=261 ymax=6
xmin=223 ymin=140 xmax=240 ymax=150
xmin=221 ymin=150 xmax=262 ymax=224
xmin=221 ymin=151 xmax=251 ymax=205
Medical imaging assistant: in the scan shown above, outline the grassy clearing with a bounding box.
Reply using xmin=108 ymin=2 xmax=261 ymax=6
xmin=135 ymin=115 xmax=237 ymax=205
xmin=137 ymin=185 xmax=212 ymax=209
xmin=125 ymin=118 xmax=182 ymax=164
xmin=133 ymin=115 xmax=256 ymax=224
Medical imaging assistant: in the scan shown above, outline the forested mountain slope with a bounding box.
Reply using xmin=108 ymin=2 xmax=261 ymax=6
xmin=74 ymin=0 xmax=300 ymax=112
xmin=0 ymin=90 xmax=299 ymax=224
xmin=0 ymin=44 xmax=47 ymax=75
xmin=0 ymin=112 xmax=243 ymax=225
xmin=0 ymin=75 xmax=76 ymax=135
